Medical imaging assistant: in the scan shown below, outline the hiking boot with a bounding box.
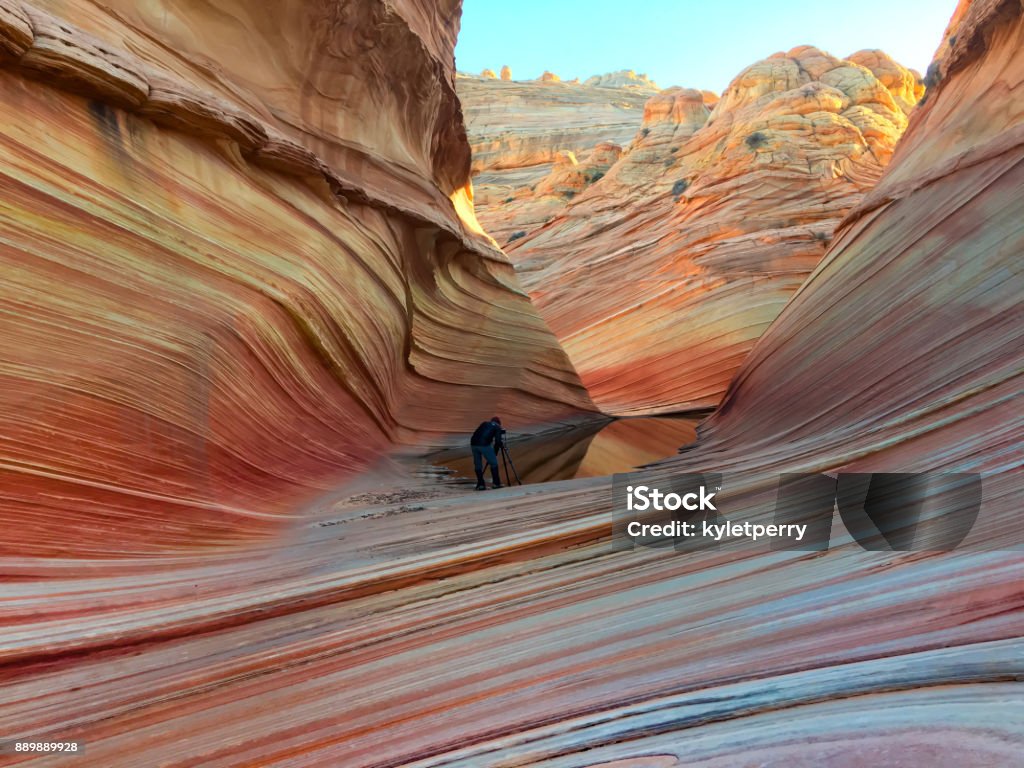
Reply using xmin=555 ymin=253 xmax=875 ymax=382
xmin=474 ymin=484 xmax=486 ymax=491
xmin=492 ymin=483 xmax=504 ymax=489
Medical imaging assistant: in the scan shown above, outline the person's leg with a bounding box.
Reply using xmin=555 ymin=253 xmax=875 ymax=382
xmin=471 ymin=446 xmax=486 ymax=489
xmin=483 ymin=446 xmax=501 ymax=487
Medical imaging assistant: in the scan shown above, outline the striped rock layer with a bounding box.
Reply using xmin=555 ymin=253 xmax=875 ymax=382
xmin=508 ymin=46 xmax=924 ymax=415
xmin=1 ymin=1 xmax=1022 ymax=767
xmin=0 ymin=0 xmax=594 ymax=557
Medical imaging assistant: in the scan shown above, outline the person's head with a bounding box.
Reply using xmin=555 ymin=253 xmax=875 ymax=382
xmin=491 ymin=416 xmax=501 ymax=425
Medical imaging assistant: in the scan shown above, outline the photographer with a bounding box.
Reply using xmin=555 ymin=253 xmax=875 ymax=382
xmin=469 ymin=416 xmax=504 ymax=490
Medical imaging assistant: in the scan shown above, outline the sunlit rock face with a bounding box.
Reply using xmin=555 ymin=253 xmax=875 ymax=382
xmin=508 ymin=46 xmax=923 ymax=415
xmin=0 ymin=0 xmax=594 ymax=557
xmin=456 ymin=72 xmax=652 ymax=242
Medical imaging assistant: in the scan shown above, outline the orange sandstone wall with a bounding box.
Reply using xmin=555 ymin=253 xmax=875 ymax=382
xmin=0 ymin=0 xmax=594 ymax=557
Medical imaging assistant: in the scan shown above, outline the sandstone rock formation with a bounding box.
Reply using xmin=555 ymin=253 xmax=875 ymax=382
xmin=584 ymin=68 xmax=660 ymax=91
xmin=477 ymin=141 xmax=628 ymax=241
xmin=457 ymin=74 xmax=652 ymax=173
xmin=500 ymin=64 xmax=512 ymax=80
xmin=533 ymin=143 xmax=623 ymax=198
xmin=508 ymin=45 xmax=925 ymax=415
xmin=847 ymin=48 xmax=926 ymax=111
xmin=480 ymin=67 xmax=497 ymax=78
xmin=457 ymin=73 xmax=653 ymax=242
xmin=0 ymin=0 xmax=594 ymax=558
xmin=3 ymin=1 xmax=1022 ymax=766
xmin=539 ymin=69 xmax=561 ymax=83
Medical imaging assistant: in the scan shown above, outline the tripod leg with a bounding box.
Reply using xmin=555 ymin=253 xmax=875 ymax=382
xmin=503 ymin=445 xmax=522 ymax=485
xmin=500 ymin=449 xmax=510 ymax=486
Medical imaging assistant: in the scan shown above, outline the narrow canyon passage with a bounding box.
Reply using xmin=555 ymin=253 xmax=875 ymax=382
xmin=426 ymin=416 xmax=703 ymax=484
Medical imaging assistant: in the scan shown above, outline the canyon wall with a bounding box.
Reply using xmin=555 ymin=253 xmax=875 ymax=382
xmin=505 ymin=46 xmax=924 ymax=415
xmin=670 ymin=0 xmax=1023 ymax=486
xmin=0 ymin=0 xmax=594 ymax=557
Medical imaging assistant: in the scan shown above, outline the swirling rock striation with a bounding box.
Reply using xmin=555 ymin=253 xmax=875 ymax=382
xmin=0 ymin=0 xmax=594 ymax=557
xmin=508 ymin=46 xmax=924 ymax=415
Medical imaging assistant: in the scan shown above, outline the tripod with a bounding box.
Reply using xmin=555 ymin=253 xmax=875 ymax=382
xmin=498 ymin=440 xmax=521 ymax=486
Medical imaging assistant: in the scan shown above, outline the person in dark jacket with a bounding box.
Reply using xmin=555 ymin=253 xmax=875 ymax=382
xmin=470 ymin=416 xmax=504 ymax=490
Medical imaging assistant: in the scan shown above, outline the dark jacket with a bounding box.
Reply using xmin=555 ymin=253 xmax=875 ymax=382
xmin=470 ymin=420 xmax=503 ymax=448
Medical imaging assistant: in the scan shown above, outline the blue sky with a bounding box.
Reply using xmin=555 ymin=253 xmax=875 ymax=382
xmin=455 ymin=0 xmax=955 ymax=93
